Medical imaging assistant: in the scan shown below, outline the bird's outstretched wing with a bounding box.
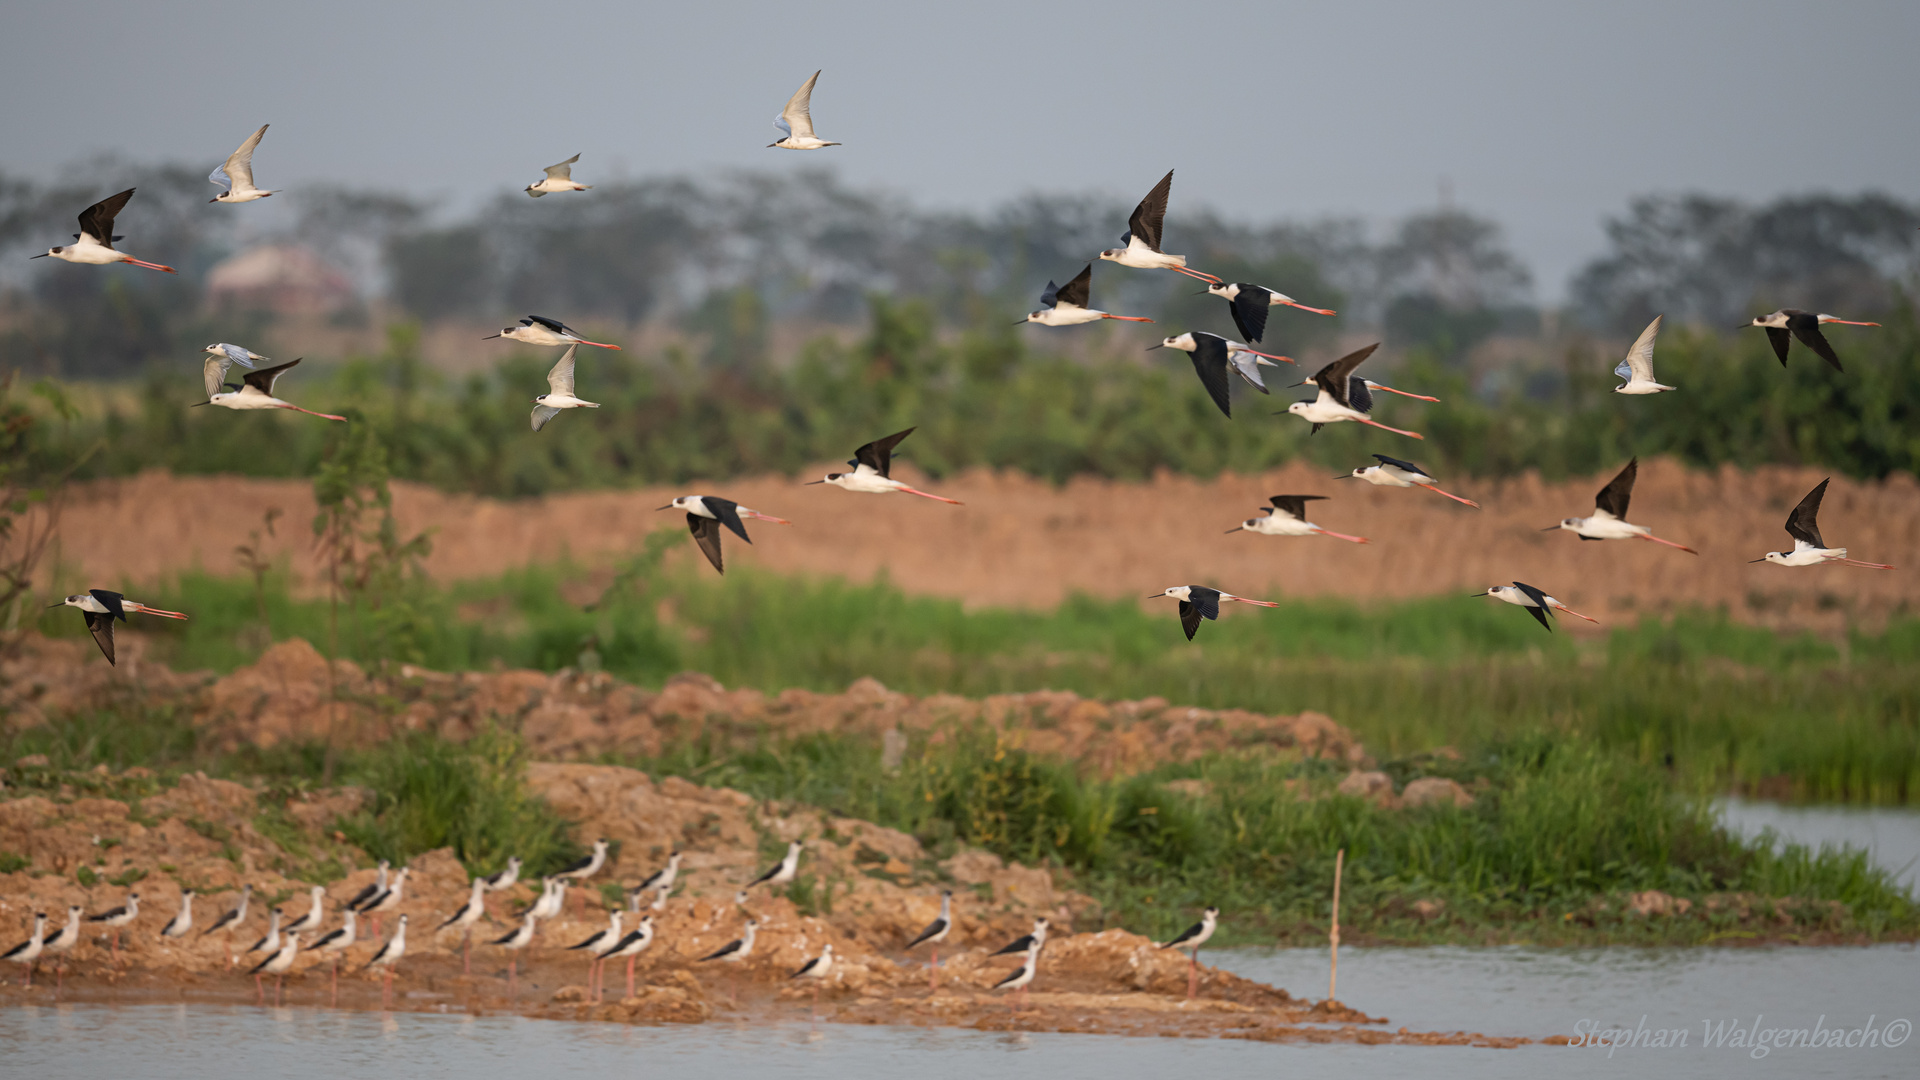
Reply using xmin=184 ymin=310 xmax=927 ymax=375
xmin=854 ymin=428 xmax=916 ymax=477
xmin=1266 ymin=495 xmax=1326 ymax=521
xmin=705 ymin=498 xmax=752 ymax=543
xmin=1372 ymin=454 xmax=1425 ymax=476
xmin=217 ymin=343 xmax=260 ymax=368
xmin=1593 ymin=458 xmax=1637 ymax=520
xmin=78 ymin=189 xmax=136 ymax=247
xmin=778 ymin=70 xmax=821 ymax=140
xmin=1229 ymin=289 xmax=1269 ymax=343
xmin=546 ymin=344 xmax=579 ymax=396
xmin=1128 ymin=170 xmax=1173 ymax=252
xmin=1791 ymin=321 xmax=1844 ymax=372
xmin=530 ymin=405 xmax=562 ymax=432
xmin=1510 ymin=582 xmax=1555 ymax=632
xmin=243 ymin=358 xmax=302 ymax=396
xmin=203 ymin=355 xmax=233 ymax=399
xmin=525 ymin=314 xmax=573 ymax=335
xmin=1053 ymin=265 xmax=1093 ymax=310
xmin=1185 ymin=335 xmax=1234 ymax=419
xmin=1309 ymin=344 xmax=1378 ymax=409
xmin=1622 ymin=315 xmax=1661 ymax=380
xmin=1764 ymin=326 xmax=1792 ymax=366
xmin=83 ymin=611 xmax=116 ymax=665
xmin=1784 ymin=479 xmax=1829 ymax=549
xmin=543 ymin=154 xmax=580 ymax=180
xmin=688 ymin=516 xmax=726 ymax=574
xmin=221 ymin=125 xmax=268 ymax=191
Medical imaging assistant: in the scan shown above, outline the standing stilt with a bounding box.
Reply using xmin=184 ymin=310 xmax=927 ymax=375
xmin=1160 ymin=907 xmax=1217 ymax=1001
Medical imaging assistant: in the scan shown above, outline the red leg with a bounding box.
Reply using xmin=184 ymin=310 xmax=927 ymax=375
xmin=627 ymin=956 xmax=636 ymax=999
xmin=463 ymin=931 xmax=471 ymax=976
xmin=929 ymin=945 xmax=938 ymax=990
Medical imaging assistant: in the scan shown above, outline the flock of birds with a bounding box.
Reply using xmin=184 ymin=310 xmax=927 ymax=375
xmin=3 ymin=836 xmax=1218 ymax=1013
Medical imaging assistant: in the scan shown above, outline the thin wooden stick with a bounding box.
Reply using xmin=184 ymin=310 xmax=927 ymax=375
xmin=1328 ymin=848 xmax=1344 ymax=1003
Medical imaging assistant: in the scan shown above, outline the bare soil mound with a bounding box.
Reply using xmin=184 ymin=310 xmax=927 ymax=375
xmin=37 ymin=461 xmax=1920 ymax=631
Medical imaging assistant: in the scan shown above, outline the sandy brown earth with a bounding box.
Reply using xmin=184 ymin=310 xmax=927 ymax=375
xmin=34 ymin=461 xmax=1920 ymax=632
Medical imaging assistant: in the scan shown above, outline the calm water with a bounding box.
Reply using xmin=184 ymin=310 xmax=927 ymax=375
xmin=1717 ymin=798 xmax=1920 ymax=891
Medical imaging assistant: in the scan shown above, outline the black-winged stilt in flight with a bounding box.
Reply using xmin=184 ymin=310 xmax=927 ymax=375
xmin=1098 ymin=171 xmax=1219 ymax=283
xmin=283 ymin=884 xmax=327 ymax=937
xmin=159 ymin=891 xmax=195 ymax=940
xmin=770 ymin=70 xmax=840 ymax=149
xmin=50 ymin=589 xmax=189 ymax=666
xmin=698 ymin=918 xmax=759 ymax=1006
xmin=362 ymin=914 xmax=407 ymax=1008
xmin=490 ymin=910 xmax=539 ymax=999
xmin=204 ymin=359 xmax=347 ymax=422
xmin=1476 ymin=582 xmax=1597 ymax=631
xmin=905 ymin=890 xmax=952 ymax=989
xmin=484 ymin=315 xmax=622 ymax=350
xmin=658 ymin=496 xmax=791 ymax=574
xmin=86 ymin=892 xmax=140 ymax=965
xmin=994 ymin=940 xmax=1041 ymax=1010
xmin=526 ymin=153 xmax=592 ymax=197
xmin=1340 ymin=455 xmax=1480 ymax=508
xmin=249 ymin=931 xmax=299 ymax=1006
xmin=43 ymin=906 xmax=81 ymax=994
xmin=1752 ymin=478 xmax=1894 ymax=569
xmin=1282 ymin=344 xmax=1425 ymax=439
xmin=4 ymin=912 xmax=47 ymax=988
xmin=1204 ymin=281 xmax=1336 ymax=342
xmin=566 ymin=910 xmax=624 ymax=1002
xmin=1152 ymin=586 xmax=1280 ymax=641
xmin=1743 ymin=309 xmax=1878 ymax=372
xmin=1161 ymin=905 xmax=1217 ymax=1000
xmin=209 ymin=125 xmax=277 ymax=203
xmin=605 ymin=914 xmax=655 ymax=999
xmin=790 ymin=942 xmax=834 ymax=1020
xmin=1147 ymin=333 xmax=1293 ymax=417
xmin=1021 ymin=264 xmax=1154 ymax=326
xmin=309 ymin=908 xmax=356 ymax=1003
xmin=247 ymin=907 xmax=282 ymax=960
xmin=747 ymin=840 xmax=802 ymax=892
xmin=1548 ymin=458 xmax=1696 ymax=553
xmin=807 ymin=429 xmax=963 ymax=503
xmin=1613 ymin=316 xmax=1674 ymax=394
xmin=1226 ymin=495 xmax=1371 ymax=544
xmin=437 ymin=877 xmax=489 ymax=974
xmin=531 ymin=345 xmax=598 ymax=431
xmin=32 ymin=189 xmax=176 ymax=272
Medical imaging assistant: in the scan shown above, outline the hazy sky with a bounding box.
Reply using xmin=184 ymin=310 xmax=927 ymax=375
xmin=5 ymin=0 xmax=1916 ymax=299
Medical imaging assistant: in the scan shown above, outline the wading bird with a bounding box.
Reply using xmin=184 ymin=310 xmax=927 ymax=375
xmin=491 ymin=911 xmax=539 ymax=1000
xmin=566 ymin=911 xmax=623 ymax=1003
xmin=363 ymin=915 xmax=407 ymax=1008
xmin=905 ymin=890 xmax=952 ymax=989
xmin=531 ymin=345 xmax=598 ymax=432
xmin=658 ymin=496 xmax=792 ymax=574
xmin=1752 ymin=478 xmax=1894 ymax=569
xmin=1099 ymin=170 xmax=1219 ymax=283
xmin=360 ymin=867 xmax=409 ymax=939
xmin=791 ymin=943 xmax=833 ymax=1020
xmin=49 ymin=590 xmax=189 ymax=667
xmin=807 ymin=429 xmax=962 ymax=503
xmin=526 ymin=153 xmax=592 ymax=197
xmin=635 ymin=852 xmax=681 ymax=895
xmin=344 ymin=862 xmax=390 ymax=918
xmin=4 ymin=913 xmax=47 ymax=988
xmin=1020 ymin=264 xmax=1153 ymax=326
xmin=1161 ymin=906 xmax=1217 ymax=1000
xmin=769 ymin=70 xmax=840 ymax=149
xmin=1204 ymin=281 xmax=1336 ymax=342
xmin=1613 ymin=316 xmax=1674 ymax=394
xmin=1742 ymin=309 xmax=1878 ymax=372
xmin=1225 ymin=495 xmax=1370 ymax=544
xmin=202 ymin=884 xmax=252 ymax=965
xmin=32 ymin=189 xmax=176 ymax=272
xmin=204 ymin=359 xmax=347 ymax=422
xmin=309 ymin=908 xmax=356 ymax=1004
xmin=1476 ymin=582 xmax=1597 ymax=632
xmin=1339 ymin=455 xmax=1480 ymax=508
xmin=698 ymin=918 xmax=758 ymax=1006
xmin=246 ymin=908 xmax=282 ymax=960
xmin=605 ymin=915 xmax=655 ymax=1000
xmin=556 ymin=840 xmax=609 ymax=913
xmin=208 ymin=125 xmax=277 ymax=203
xmin=1282 ymin=345 xmax=1424 ymax=439
xmin=87 ymin=893 xmax=140 ymax=965
xmin=250 ymin=932 xmax=299 ymax=1006
xmin=43 ymin=907 xmax=81 ymax=994
xmin=1547 ymin=458 xmax=1696 ymax=553
xmin=746 ymin=841 xmax=802 ymax=894
xmin=994 ymin=940 xmax=1040 ymax=1010
xmin=283 ymin=885 xmax=327 ymax=937
xmin=484 ymin=315 xmax=621 ymax=350
xmin=989 ymin=917 xmax=1048 ymax=959
xmin=437 ymin=877 xmax=489 ymax=975
xmin=159 ymin=891 xmax=195 ymax=941
xmin=1152 ymin=586 xmax=1280 ymax=641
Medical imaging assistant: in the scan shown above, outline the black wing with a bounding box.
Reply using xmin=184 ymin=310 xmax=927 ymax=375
xmin=1188 ymin=586 xmax=1222 ymax=622
xmin=489 ymin=925 xmax=524 ymax=946
xmin=1347 ymin=376 xmax=1373 ymax=415
xmin=88 ymin=589 xmax=127 ymax=620
xmin=992 ymin=961 xmax=1032 ymax=988
xmin=1230 ymin=287 xmax=1269 ymax=343
xmin=1785 ymin=479 xmax=1829 ymax=549
xmin=688 ymin=515 xmax=726 ymax=574
xmin=88 ymin=905 xmax=129 ymax=923
xmin=1789 ymin=319 xmax=1844 ymax=372
xmin=525 ymin=315 xmax=572 ymax=334
xmin=1178 ymin=601 xmax=1202 ymax=640
xmin=704 ymin=498 xmax=752 ymax=543
xmin=699 ymin=938 xmax=743 ymax=962
xmin=1053 ymin=264 xmax=1093 ymax=310
xmin=1764 ymin=326 xmax=1792 ymax=366
xmin=1039 ymin=280 xmax=1061 ymax=309
xmin=905 ymin=916 xmax=949 ymax=949
xmin=1128 ymin=170 xmax=1174 ymax=253
xmin=1266 ymin=494 xmax=1326 ymax=521
xmin=1372 ymin=454 xmax=1427 ymax=477
xmin=854 ymin=428 xmax=916 ymax=478
xmin=1310 ymin=344 xmax=1378 ymax=409
xmin=989 ymin=932 xmax=1036 ymax=957
xmin=558 ymin=851 xmax=594 ymax=875
xmin=345 ymin=880 xmax=381 ymax=911
xmin=1510 ymin=581 xmax=1555 ymax=632
xmin=1186 ymin=333 xmax=1233 ymax=419
xmin=1594 ymin=458 xmax=1637 ymax=519
xmin=78 ymin=189 xmax=136 ymax=247
xmin=243 ymin=358 xmax=301 ymax=395
xmin=83 ymin=611 xmax=116 ymax=666
xmin=1162 ymin=920 xmax=1205 ymax=948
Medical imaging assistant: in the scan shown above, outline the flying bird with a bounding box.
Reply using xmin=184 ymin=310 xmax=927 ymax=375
xmin=1098 ymin=170 xmax=1220 ymax=283
xmin=806 ymin=428 xmax=963 ymax=503
xmin=1751 ymin=478 xmax=1894 ymax=569
xmin=1020 ymin=264 xmax=1153 ymax=326
xmin=1613 ymin=315 xmax=1674 ymax=394
xmin=1282 ymin=344 xmax=1424 ymax=439
xmin=526 ymin=153 xmax=593 ymax=197
xmin=209 ymin=125 xmax=277 ymax=203
xmin=1547 ymin=458 xmax=1696 ymax=553
xmin=32 ymin=189 xmax=176 ymax=273
xmin=1204 ymin=281 xmax=1336 ymax=342
xmin=1226 ymin=495 xmax=1370 ymax=543
xmin=1151 ymin=586 xmax=1279 ymax=641
xmin=201 ymin=343 xmax=268 ymax=399
xmin=49 ymin=589 xmax=189 ymax=666
xmin=1340 ymin=455 xmax=1479 ymax=508
xmin=657 ymin=495 xmax=792 ymax=574
xmin=1742 ymin=309 xmax=1878 ymax=372
xmin=769 ymin=70 xmax=840 ymax=149
xmin=1476 ymin=582 xmax=1597 ymax=632
xmin=1148 ymin=332 xmax=1294 ymax=416
xmin=204 ymin=359 xmax=347 ymax=422
xmin=531 ymin=345 xmax=598 ymax=432
xmin=484 ymin=315 xmax=622 ymax=350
